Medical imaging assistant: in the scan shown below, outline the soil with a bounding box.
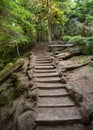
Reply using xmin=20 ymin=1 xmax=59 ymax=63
xmin=58 ymin=55 xmax=93 ymax=109
xmin=66 ymin=66 xmax=93 ymax=105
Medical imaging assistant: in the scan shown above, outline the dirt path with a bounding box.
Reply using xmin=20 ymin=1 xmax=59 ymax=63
xmin=0 ymin=44 xmax=93 ymax=130
xmin=30 ymin=44 xmax=93 ymax=130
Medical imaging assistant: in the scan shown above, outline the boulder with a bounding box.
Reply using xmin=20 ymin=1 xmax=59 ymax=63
xmin=16 ymin=111 xmax=36 ymax=130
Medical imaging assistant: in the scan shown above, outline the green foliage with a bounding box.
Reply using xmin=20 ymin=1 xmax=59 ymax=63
xmin=0 ymin=0 xmax=93 ymax=69
xmin=63 ymin=35 xmax=93 ymax=55
xmin=69 ymin=0 xmax=93 ymax=32
xmin=62 ymin=35 xmax=84 ymax=44
xmin=0 ymin=0 xmax=36 ymax=69
xmin=62 ymin=0 xmax=93 ymax=55
xmin=0 ymin=0 xmax=34 ymax=45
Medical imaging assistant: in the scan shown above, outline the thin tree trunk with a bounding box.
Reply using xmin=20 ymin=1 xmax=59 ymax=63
xmin=47 ymin=0 xmax=52 ymax=44
xmin=16 ymin=43 xmax=20 ymax=57
xmin=47 ymin=20 xmax=52 ymax=44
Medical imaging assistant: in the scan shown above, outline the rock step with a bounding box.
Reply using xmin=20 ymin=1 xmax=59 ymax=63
xmin=35 ymin=63 xmax=53 ymax=66
xmin=35 ymin=56 xmax=49 ymax=59
xmin=34 ymin=69 xmax=57 ymax=73
xmin=38 ymin=88 xmax=68 ymax=97
xmin=34 ymin=66 xmax=54 ymax=69
xmin=35 ymin=58 xmax=51 ymax=61
xmin=37 ymin=97 xmax=75 ymax=107
xmin=35 ymin=61 xmax=51 ymax=64
xmin=34 ymin=72 xmax=59 ymax=78
xmin=35 ymin=83 xmax=66 ymax=89
xmin=35 ymin=77 xmax=61 ymax=83
xmin=36 ymin=107 xmax=82 ymax=125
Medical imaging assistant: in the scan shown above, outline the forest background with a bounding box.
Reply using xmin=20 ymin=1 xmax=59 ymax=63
xmin=0 ymin=0 xmax=93 ymax=70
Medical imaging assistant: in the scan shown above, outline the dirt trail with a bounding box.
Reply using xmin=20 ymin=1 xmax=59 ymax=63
xmin=30 ymin=44 xmax=93 ymax=130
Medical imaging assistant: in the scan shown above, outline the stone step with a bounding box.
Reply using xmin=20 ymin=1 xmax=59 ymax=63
xmin=36 ymin=107 xmax=82 ymax=125
xmin=38 ymin=88 xmax=68 ymax=97
xmin=35 ymin=77 xmax=61 ymax=83
xmin=37 ymin=97 xmax=75 ymax=107
xmin=35 ymin=58 xmax=51 ymax=61
xmin=34 ymin=72 xmax=59 ymax=78
xmin=35 ymin=83 xmax=66 ymax=89
xmin=35 ymin=56 xmax=49 ymax=59
xmin=35 ymin=63 xmax=53 ymax=66
xmin=35 ymin=66 xmax=54 ymax=69
xmin=34 ymin=69 xmax=57 ymax=73
xmin=35 ymin=61 xmax=51 ymax=64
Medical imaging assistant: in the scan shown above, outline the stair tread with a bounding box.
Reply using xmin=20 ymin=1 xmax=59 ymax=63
xmin=35 ymin=66 xmax=54 ymax=69
xmin=35 ymin=64 xmax=53 ymax=66
xmin=36 ymin=107 xmax=81 ymax=123
xmin=37 ymin=97 xmax=74 ymax=107
xmin=35 ymin=77 xmax=61 ymax=83
xmin=35 ymin=83 xmax=66 ymax=89
xmin=34 ymin=69 xmax=57 ymax=73
xmin=38 ymin=88 xmax=68 ymax=96
xmin=36 ymin=61 xmax=51 ymax=63
xmin=35 ymin=72 xmax=59 ymax=77
xmin=35 ymin=59 xmax=51 ymax=61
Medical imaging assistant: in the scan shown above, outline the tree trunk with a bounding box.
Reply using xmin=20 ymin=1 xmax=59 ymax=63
xmin=47 ymin=20 xmax=52 ymax=44
xmin=16 ymin=43 xmax=21 ymax=57
xmin=47 ymin=0 xmax=52 ymax=44
xmin=53 ymin=24 xmax=58 ymax=40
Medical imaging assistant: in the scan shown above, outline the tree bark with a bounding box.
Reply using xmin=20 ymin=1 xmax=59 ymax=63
xmin=47 ymin=0 xmax=52 ymax=44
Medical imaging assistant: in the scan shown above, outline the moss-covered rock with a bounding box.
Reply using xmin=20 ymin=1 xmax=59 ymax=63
xmin=0 ymin=79 xmax=15 ymax=106
xmin=0 ymin=72 xmax=28 ymax=107
xmin=0 ymin=90 xmax=14 ymax=106
xmin=0 ymin=58 xmax=24 ymax=83
xmin=89 ymin=61 xmax=93 ymax=67
xmin=27 ymin=90 xmax=37 ymax=101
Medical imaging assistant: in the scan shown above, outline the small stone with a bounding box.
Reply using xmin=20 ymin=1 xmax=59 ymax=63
xmin=61 ymin=77 xmax=67 ymax=84
xmin=27 ymin=90 xmax=37 ymax=101
xmin=66 ymin=85 xmax=73 ymax=92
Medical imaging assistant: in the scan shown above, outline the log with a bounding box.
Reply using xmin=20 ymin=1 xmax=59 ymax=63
xmin=55 ymin=51 xmax=81 ymax=60
xmin=0 ymin=58 xmax=24 ymax=84
xmin=55 ymin=52 xmax=70 ymax=59
xmin=48 ymin=44 xmax=74 ymax=47
xmin=62 ymin=61 xmax=90 ymax=72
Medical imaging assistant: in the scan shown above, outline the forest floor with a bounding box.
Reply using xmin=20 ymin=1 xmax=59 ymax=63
xmin=58 ymin=56 xmax=93 ymax=108
xmin=56 ymin=57 xmax=93 ymax=128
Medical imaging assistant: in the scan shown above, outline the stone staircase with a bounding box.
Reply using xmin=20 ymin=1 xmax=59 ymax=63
xmin=32 ymin=52 xmax=82 ymax=129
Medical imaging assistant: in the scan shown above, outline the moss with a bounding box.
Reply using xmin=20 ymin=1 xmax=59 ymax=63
xmin=16 ymin=82 xmax=27 ymax=97
xmin=0 ymin=58 xmax=24 ymax=83
xmin=0 ymin=72 xmax=28 ymax=107
xmin=71 ymin=55 xmax=85 ymax=61
xmin=0 ymin=90 xmax=14 ymax=106
xmin=89 ymin=61 xmax=93 ymax=68
xmin=27 ymin=90 xmax=37 ymax=101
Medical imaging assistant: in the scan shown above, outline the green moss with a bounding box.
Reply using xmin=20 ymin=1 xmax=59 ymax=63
xmin=0 ymin=58 xmax=24 ymax=83
xmin=71 ymin=55 xmax=85 ymax=61
xmin=0 ymin=90 xmax=14 ymax=106
xmin=27 ymin=90 xmax=36 ymax=101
